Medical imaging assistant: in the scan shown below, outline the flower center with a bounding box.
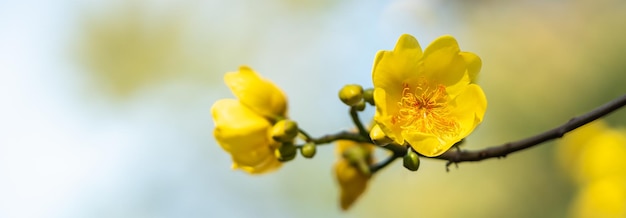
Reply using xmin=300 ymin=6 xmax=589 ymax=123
xmin=392 ymin=80 xmax=459 ymax=141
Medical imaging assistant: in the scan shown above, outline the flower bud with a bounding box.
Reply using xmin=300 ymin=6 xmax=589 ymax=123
xmin=275 ymin=143 xmax=297 ymax=162
xmin=370 ymin=125 xmax=392 ymax=146
xmin=354 ymin=101 xmax=366 ymax=111
xmin=403 ymin=149 xmax=420 ymax=171
xmin=300 ymin=143 xmax=317 ymax=158
xmin=342 ymin=146 xmax=371 ymax=176
xmin=271 ymin=120 xmax=298 ymax=142
xmin=338 ymin=84 xmax=363 ymax=106
xmin=363 ymin=88 xmax=375 ymax=105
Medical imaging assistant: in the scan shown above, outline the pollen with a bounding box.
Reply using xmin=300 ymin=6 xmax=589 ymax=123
xmin=392 ymin=80 xmax=459 ymax=141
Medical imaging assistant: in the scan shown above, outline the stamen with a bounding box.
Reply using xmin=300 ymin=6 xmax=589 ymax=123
xmin=393 ymin=80 xmax=459 ymax=140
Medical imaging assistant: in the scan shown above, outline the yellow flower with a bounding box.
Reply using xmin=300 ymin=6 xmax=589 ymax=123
xmin=372 ymin=34 xmax=487 ymax=156
xmin=558 ymin=120 xmax=626 ymax=185
xmin=211 ymin=66 xmax=287 ymax=174
xmin=334 ymin=140 xmax=374 ymax=210
xmin=570 ymin=176 xmax=626 ymax=218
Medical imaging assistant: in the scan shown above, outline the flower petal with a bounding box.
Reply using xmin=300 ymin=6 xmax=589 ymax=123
xmin=403 ymin=131 xmax=447 ymax=157
xmin=231 ymin=145 xmax=282 ymax=174
xmin=334 ymin=160 xmax=369 ymax=210
xmin=373 ymin=88 xmax=404 ymax=145
xmin=372 ymin=34 xmax=423 ymax=103
xmin=224 ymin=66 xmax=287 ymax=118
xmin=460 ymin=51 xmax=482 ymax=83
xmin=211 ymin=99 xmax=272 ymax=153
xmin=421 ymin=35 xmax=466 ymax=86
xmin=448 ymin=84 xmax=487 ymax=139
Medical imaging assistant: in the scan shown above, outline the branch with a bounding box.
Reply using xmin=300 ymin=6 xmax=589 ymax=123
xmin=434 ymin=93 xmax=626 ymax=164
xmin=310 ymin=131 xmax=370 ymax=145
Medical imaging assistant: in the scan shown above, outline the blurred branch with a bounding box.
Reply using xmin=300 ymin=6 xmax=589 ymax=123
xmin=434 ymin=93 xmax=626 ymax=166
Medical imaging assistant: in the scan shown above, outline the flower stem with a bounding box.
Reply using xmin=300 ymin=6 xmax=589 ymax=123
xmin=310 ymin=131 xmax=369 ymax=145
xmin=370 ymin=149 xmax=405 ymax=173
xmin=298 ymin=128 xmax=313 ymax=142
xmin=349 ymin=107 xmax=369 ymax=139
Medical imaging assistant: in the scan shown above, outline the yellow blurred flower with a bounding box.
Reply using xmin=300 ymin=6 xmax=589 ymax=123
xmin=557 ymin=120 xmax=626 ymax=185
xmin=557 ymin=120 xmax=626 ymax=217
xmin=372 ymin=34 xmax=487 ymax=156
xmin=334 ymin=140 xmax=374 ymax=210
xmin=211 ymin=66 xmax=288 ymax=174
xmin=570 ymin=177 xmax=626 ymax=218
xmin=556 ymin=121 xmax=609 ymax=180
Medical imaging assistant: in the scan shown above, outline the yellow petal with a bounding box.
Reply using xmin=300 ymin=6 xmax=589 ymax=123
xmin=212 ymin=99 xmax=272 ymax=153
xmin=373 ymin=88 xmax=404 ymax=145
xmin=231 ymin=146 xmax=282 ymax=174
xmin=372 ymin=34 xmax=423 ymax=104
xmin=460 ymin=51 xmax=482 ymax=83
xmin=570 ymin=177 xmax=626 ymax=218
xmin=393 ymin=33 xmax=423 ymax=54
xmin=557 ymin=121 xmax=608 ymax=179
xmin=404 ymin=131 xmax=448 ymax=157
xmin=576 ymin=130 xmax=626 ymax=184
xmin=334 ymin=160 xmax=369 ymax=210
xmin=421 ymin=35 xmax=466 ymax=87
xmin=448 ymin=84 xmax=487 ymax=140
xmin=212 ymin=99 xmax=282 ymax=174
xmin=224 ymin=66 xmax=287 ymax=118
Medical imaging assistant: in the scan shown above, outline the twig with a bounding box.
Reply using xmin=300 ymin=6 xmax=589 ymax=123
xmin=310 ymin=131 xmax=370 ymax=145
xmin=434 ymin=93 xmax=626 ymax=164
xmin=350 ymin=107 xmax=369 ymax=138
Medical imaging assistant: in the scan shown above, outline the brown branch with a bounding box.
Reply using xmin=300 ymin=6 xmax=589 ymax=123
xmin=310 ymin=131 xmax=370 ymax=145
xmin=434 ymin=93 xmax=626 ymax=164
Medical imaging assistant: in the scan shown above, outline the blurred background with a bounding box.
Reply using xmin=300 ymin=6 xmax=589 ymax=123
xmin=1 ymin=0 xmax=626 ymax=217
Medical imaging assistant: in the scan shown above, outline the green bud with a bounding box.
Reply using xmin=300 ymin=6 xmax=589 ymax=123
xmin=354 ymin=100 xmax=366 ymax=111
xmin=300 ymin=143 xmax=317 ymax=158
xmin=271 ymin=120 xmax=299 ymax=142
xmin=403 ymin=149 xmax=420 ymax=171
xmin=275 ymin=143 xmax=297 ymax=162
xmin=338 ymin=84 xmax=363 ymax=106
xmin=363 ymin=88 xmax=375 ymax=105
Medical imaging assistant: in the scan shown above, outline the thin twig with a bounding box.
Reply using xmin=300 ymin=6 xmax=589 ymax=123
xmin=310 ymin=131 xmax=370 ymax=145
xmin=350 ymin=107 xmax=369 ymax=139
xmin=434 ymin=93 xmax=626 ymax=164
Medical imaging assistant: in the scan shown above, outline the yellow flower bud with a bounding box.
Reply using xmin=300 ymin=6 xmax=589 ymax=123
xmin=362 ymin=88 xmax=375 ymax=105
xmin=271 ymin=120 xmax=299 ymax=142
xmin=342 ymin=146 xmax=371 ymax=176
xmin=370 ymin=124 xmax=392 ymax=146
xmin=275 ymin=143 xmax=297 ymax=162
xmin=403 ymin=149 xmax=420 ymax=171
xmin=338 ymin=84 xmax=363 ymax=106
xmin=300 ymin=143 xmax=317 ymax=158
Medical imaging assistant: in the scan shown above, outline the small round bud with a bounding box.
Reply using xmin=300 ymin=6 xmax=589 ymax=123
xmin=275 ymin=143 xmax=297 ymax=162
xmin=363 ymin=88 xmax=375 ymax=105
xmin=370 ymin=125 xmax=392 ymax=146
xmin=271 ymin=120 xmax=299 ymax=142
xmin=403 ymin=149 xmax=420 ymax=171
xmin=354 ymin=100 xmax=366 ymax=111
xmin=338 ymin=84 xmax=363 ymax=106
xmin=300 ymin=143 xmax=317 ymax=158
